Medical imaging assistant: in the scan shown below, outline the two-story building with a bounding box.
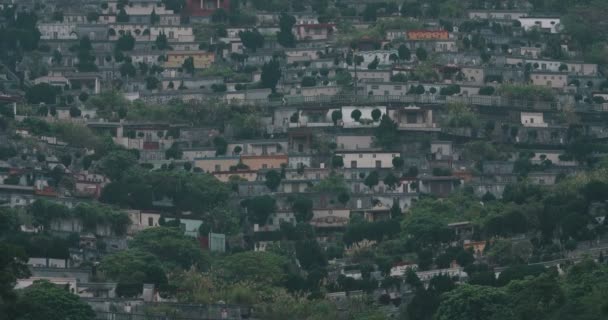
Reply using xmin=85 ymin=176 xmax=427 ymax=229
xmin=335 ymin=151 xmax=399 ymax=169
xmin=164 ymin=51 xmax=215 ymax=69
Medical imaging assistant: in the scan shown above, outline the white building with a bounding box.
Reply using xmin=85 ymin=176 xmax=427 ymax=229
xmin=103 ymin=0 xmax=175 ymax=15
xmin=38 ymin=23 xmax=78 ymax=40
xmin=341 ymin=106 xmax=387 ymax=128
xmin=468 ymin=10 xmax=527 ymax=20
xmin=520 ymin=112 xmax=548 ymax=128
xmin=505 ymin=57 xmax=598 ymax=76
xmin=518 ymin=17 xmax=562 ymax=34
xmin=150 ymin=26 xmax=195 ymax=42
xmin=390 ymin=263 xmax=418 ymax=277
xmin=335 ymin=151 xmax=399 ymax=169
xmin=357 ymin=50 xmax=398 ymax=68
xmin=127 ymin=210 xmax=161 ymax=234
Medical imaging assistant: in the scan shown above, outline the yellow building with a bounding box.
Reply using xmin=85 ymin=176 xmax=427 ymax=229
xmin=164 ymin=51 xmax=215 ymax=69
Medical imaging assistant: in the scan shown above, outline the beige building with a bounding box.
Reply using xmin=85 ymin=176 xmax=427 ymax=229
xmin=212 ymin=170 xmax=258 ymax=182
xmin=164 ymin=51 xmax=215 ymax=69
xmin=461 ymin=67 xmax=485 ymax=85
xmin=310 ymin=208 xmax=350 ymax=228
xmin=128 ymin=210 xmax=162 ymax=234
xmin=530 ymin=72 xmax=568 ymax=89
xmin=194 ymin=156 xmax=240 ymax=173
xmin=241 ymin=155 xmax=288 ymax=171
xmin=336 ymin=135 xmax=374 ymax=150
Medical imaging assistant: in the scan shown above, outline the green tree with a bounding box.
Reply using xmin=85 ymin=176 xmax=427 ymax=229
xmin=402 ymin=213 xmax=453 ymax=246
xmin=145 ymin=76 xmax=160 ymax=90
xmin=261 ymin=59 xmax=281 ymax=91
xmin=291 ymin=196 xmax=314 ymax=222
xmin=217 ymin=251 xmax=287 ymax=286
xmin=398 ymin=44 xmax=411 ymax=61
xmin=97 ymin=150 xmax=138 ymax=181
xmin=244 ymin=195 xmax=276 ymax=224
xmin=371 ymin=108 xmax=382 ymax=121
xmin=150 ymin=8 xmax=160 ymax=25
xmin=313 ymin=172 xmax=349 ymax=195
xmin=182 ymin=56 xmax=195 ymax=75
xmin=155 ymin=33 xmax=170 ymax=50
xmin=213 ymin=136 xmax=228 ymax=156
xmin=265 ymin=170 xmax=282 ymax=191
xmin=162 ymin=0 xmax=186 ymax=12
xmin=331 ymin=155 xmax=344 ymax=168
xmin=331 ymin=110 xmax=342 ymax=125
xmin=0 ymin=243 xmax=30 ymax=315
xmin=25 ymin=84 xmax=59 ymax=105
xmin=119 ymin=61 xmax=137 ymax=77
xmin=100 ymin=249 xmax=167 ymax=294
xmin=435 ymin=284 xmax=512 ymax=320
xmin=76 ymin=36 xmax=97 ymax=72
xmin=200 ymin=206 xmax=240 ymax=235
xmin=364 ymin=171 xmax=379 ymax=189
xmin=277 ymin=13 xmax=296 ymax=47
xmin=367 ymin=56 xmax=379 ymax=69
xmin=116 ymin=8 xmax=129 ymax=22
xmin=129 ymin=227 xmax=208 ymax=269
xmin=115 ymin=34 xmax=135 ymax=51
xmin=13 ymin=280 xmax=95 ymax=320
xmin=505 ymin=273 xmax=564 ymax=320
xmin=374 ymin=115 xmax=398 ymax=149
xmin=351 ymin=109 xmax=362 ymax=121
xmin=165 ymin=142 xmax=183 ymax=160
xmin=383 ymin=172 xmax=400 ymax=190
xmin=392 ymin=156 xmax=404 ymax=169
xmin=479 ymin=86 xmax=495 ymax=95
xmin=416 ymin=47 xmax=428 ymax=61
xmin=239 ymin=29 xmax=265 ymax=52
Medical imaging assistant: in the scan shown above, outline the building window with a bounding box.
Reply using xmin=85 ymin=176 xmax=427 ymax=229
xmin=351 ymin=161 xmax=357 ymax=168
xmin=148 ymin=217 xmax=154 ymax=226
xmin=376 ymin=160 xmax=381 ymax=168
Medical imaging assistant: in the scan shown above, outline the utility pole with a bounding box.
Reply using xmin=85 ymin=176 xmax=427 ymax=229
xmin=353 ymin=49 xmax=359 ymax=96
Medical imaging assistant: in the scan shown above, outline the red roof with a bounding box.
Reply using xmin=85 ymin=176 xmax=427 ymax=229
xmin=185 ymin=0 xmax=231 ymax=17
xmin=295 ymin=23 xmax=335 ymax=28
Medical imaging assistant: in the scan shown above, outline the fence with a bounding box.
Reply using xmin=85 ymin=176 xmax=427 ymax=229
xmin=94 ymin=311 xmax=244 ymax=320
xmin=221 ymin=94 xmax=563 ymax=111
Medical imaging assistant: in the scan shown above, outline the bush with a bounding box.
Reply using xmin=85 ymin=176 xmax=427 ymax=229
xmin=439 ymin=85 xmax=461 ymax=96
xmin=371 ymin=108 xmax=382 ymax=121
xmin=301 ymin=76 xmax=316 ymax=87
xmin=211 ymin=83 xmax=227 ymax=92
xmin=479 ymin=86 xmax=495 ymax=95
xmin=390 ymin=73 xmax=408 ymax=82
xmin=498 ymin=84 xmax=555 ymax=102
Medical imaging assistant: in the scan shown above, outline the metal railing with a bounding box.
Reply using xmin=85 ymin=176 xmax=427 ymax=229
xmin=94 ymin=311 xmax=243 ymax=320
xmin=221 ymin=94 xmax=563 ymax=110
